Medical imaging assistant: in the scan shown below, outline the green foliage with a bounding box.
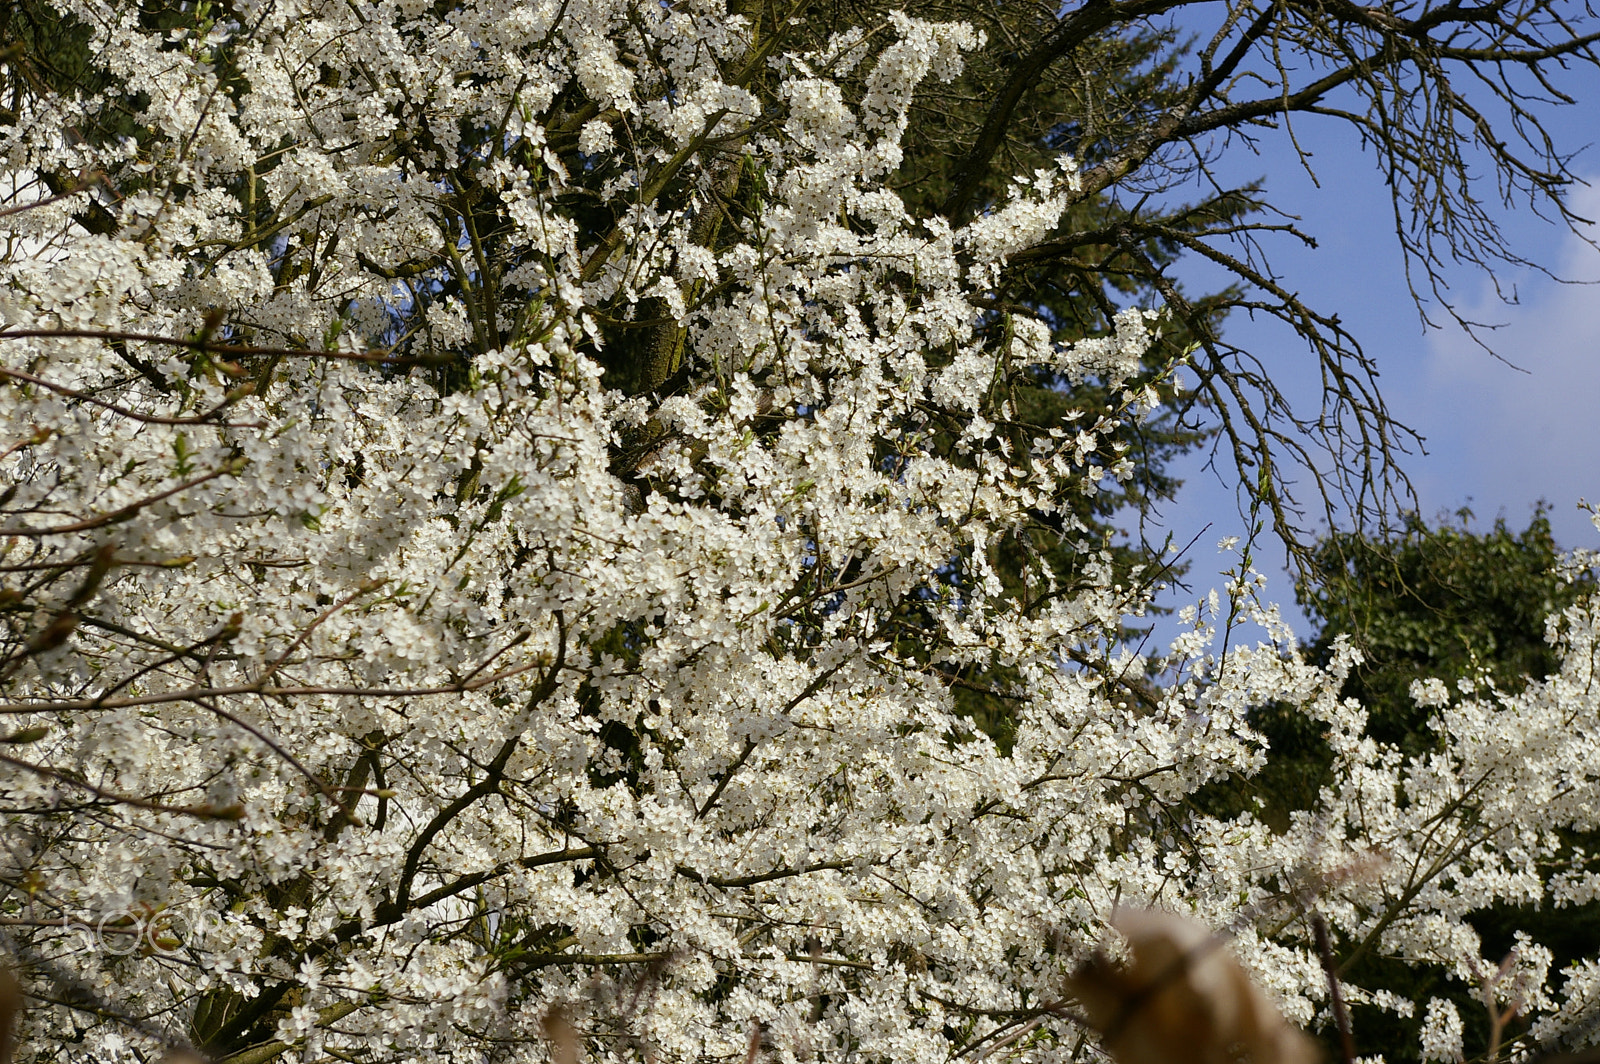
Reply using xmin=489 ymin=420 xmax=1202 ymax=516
xmin=1209 ymin=509 xmax=1592 ymax=833
xmin=1298 ymin=507 xmax=1589 ymax=752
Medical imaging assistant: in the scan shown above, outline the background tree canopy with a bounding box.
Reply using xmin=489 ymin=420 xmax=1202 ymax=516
xmin=1302 ymin=508 xmax=1593 ymax=747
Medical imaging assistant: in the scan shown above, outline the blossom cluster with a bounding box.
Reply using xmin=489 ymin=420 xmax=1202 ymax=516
xmin=0 ymin=1 xmax=1597 ymax=1062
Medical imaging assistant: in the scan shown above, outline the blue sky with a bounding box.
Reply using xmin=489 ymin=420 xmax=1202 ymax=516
xmin=1134 ymin=54 xmax=1600 ymax=649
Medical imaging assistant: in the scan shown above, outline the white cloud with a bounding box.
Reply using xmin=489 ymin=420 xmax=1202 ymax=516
xmin=1412 ymin=179 xmax=1600 ymax=546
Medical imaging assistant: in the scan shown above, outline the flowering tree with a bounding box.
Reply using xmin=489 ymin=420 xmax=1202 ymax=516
xmin=2 ymin=0 xmax=1600 ymax=1062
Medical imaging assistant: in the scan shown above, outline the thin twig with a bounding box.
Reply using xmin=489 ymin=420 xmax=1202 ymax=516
xmin=1312 ymin=913 xmax=1356 ymax=1064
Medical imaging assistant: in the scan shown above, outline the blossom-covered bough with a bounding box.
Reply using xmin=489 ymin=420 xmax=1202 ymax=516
xmin=1 ymin=0 xmax=1599 ymax=1061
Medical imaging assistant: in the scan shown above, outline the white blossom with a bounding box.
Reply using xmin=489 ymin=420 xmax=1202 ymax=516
xmin=0 ymin=2 xmax=1597 ymax=1063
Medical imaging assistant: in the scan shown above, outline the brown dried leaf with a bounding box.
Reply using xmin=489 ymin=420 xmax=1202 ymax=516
xmin=542 ymin=1006 xmax=579 ymax=1064
xmin=0 ymin=967 xmax=20 ymax=1064
xmin=1066 ymin=910 xmax=1319 ymax=1064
